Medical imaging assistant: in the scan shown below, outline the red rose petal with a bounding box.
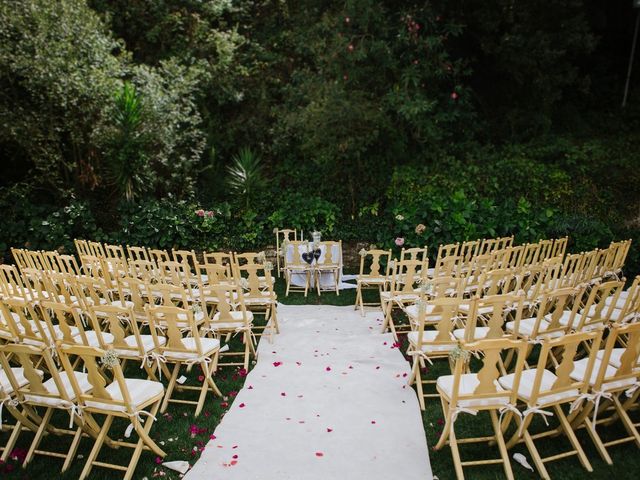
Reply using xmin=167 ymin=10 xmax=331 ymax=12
xmin=273 ymin=362 xmax=282 ymax=367
xmin=315 ymin=452 xmax=324 ymax=457
xmin=325 ymin=366 xmax=331 ymax=371
xmin=327 ymin=428 xmax=333 ymax=432
xmin=281 ymin=392 xmax=286 ymax=396
xmin=239 ymin=403 xmax=246 ymax=408
xmin=230 ymin=460 xmax=238 ymax=466
xmin=232 ymin=454 xmax=238 ymax=459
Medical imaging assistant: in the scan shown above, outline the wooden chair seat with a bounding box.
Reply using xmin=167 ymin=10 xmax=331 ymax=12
xmin=499 ymin=369 xmax=580 ymax=405
xmin=84 ymin=378 xmax=164 ymax=413
xmin=437 ymin=373 xmax=509 ymax=409
xmin=24 ymin=371 xmax=93 ymax=407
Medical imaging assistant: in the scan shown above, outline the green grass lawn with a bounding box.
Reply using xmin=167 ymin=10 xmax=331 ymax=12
xmin=3 ymin=277 xmax=639 ymax=479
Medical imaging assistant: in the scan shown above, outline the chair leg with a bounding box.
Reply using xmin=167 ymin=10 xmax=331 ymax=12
xmin=613 ymin=395 xmax=640 ymax=448
xmin=411 ymin=359 xmax=425 ymax=411
xmin=490 ymin=410 xmax=514 ymax=480
xmin=62 ymin=424 xmax=84 ymax=472
xmin=555 ymin=404 xmax=593 ymax=472
xmin=23 ymin=407 xmax=53 ymax=467
xmin=522 ymin=430 xmax=550 ymax=480
xmin=161 ymin=362 xmax=182 ymax=413
xmin=79 ymin=414 xmax=113 ymax=480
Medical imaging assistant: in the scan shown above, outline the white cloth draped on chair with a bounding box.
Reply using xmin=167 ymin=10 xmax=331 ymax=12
xmin=285 ymin=242 xmax=356 ymax=290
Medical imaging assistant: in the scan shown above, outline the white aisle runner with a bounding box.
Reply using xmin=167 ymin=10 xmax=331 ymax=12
xmin=185 ymin=304 xmax=433 ymax=480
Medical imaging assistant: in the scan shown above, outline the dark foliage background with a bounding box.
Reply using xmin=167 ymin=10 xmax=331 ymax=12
xmin=1 ymin=0 xmax=639 ymax=272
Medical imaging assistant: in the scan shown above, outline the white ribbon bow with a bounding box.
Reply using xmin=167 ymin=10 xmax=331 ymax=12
xmin=0 ymin=397 xmax=19 ymax=429
xmin=590 ymin=390 xmax=613 ymax=432
xmin=518 ymin=406 xmax=554 ymax=436
xmin=450 ymin=406 xmax=478 ymax=423
xmin=124 ymin=410 xmax=157 ymax=438
xmin=143 ymin=352 xmax=167 ymax=380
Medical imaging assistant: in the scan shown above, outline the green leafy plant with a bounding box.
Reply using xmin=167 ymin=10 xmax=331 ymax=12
xmin=226 ymin=148 xmax=267 ymax=209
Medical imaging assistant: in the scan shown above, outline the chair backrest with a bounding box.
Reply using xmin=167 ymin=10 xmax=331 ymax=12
xmin=526 ymin=329 xmax=603 ymax=406
xmin=11 ymin=248 xmax=31 ymax=272
xmin=71 ymin=275 xmax=112 ymax=313
xmin=74 ymin=239 xmax=91 ymax=258
xmin=521 ymin=242 xmax=541 ymax=267
xmin=573 ymin=280 xmax=624 ymax=332
xmin=0 ymin=265 xmax=29 ymax=301
xmin=146 ymin=305 xmax=203 ymax=356
xmin=88 ymin=241 xmax=106 ymax=259
xmin=116 ymin=276 xmax=150 ymax=315
xmin=496 ymin=235 xmax=514 ymax=250
xmin=550 ymin=236 xmax=568 ymax=260
xmin=435 ymin=242 xmax=460 ymax=265
xmin=421 ymin=275 xmax=464 ymax=299
xmin=611 ymin=239 xmax=632 ymax=273
xmin=413 ymin=296 xmax=470 ymax=343
xmin=275 ymin=228 xmax=298 ymax=257
xmin=458 ymin=240 xmax=480 ymax=265
xmin=0 ymin=343 xmax=69 ymax=406
xmin=128 ymin=259 xmax=159 ymax=283
xmin=358 ymin=249 xmax=392 ymax=277
xmin=449 ymin=338 xmax=527 ymax=409
xmin=502 ymin=245 xmax=526 ymax=269
xmin=41 ymin=300 xmax=89 ymax=346
xmin=89 ymin=304 xmax=146 ymax=355
xmin=0 ymin=298 xmax=46 ymax=345
xmin=536 ymin=239 xmax=555 ymax=263
xmin=616 ymin=275 xmax=640 ymax=323
xmin=200 ymin=264 xmax=233 ymax=287
xmin=389 ymin=258 xmax=423 ymax=296
xmin=478 ymin=269 xmax=521 ymax=297
xmin=58 ymin=343 xmax=148 ymax=415
xmin=172 ymin=249 xmax=199 ymax=273
xmin=285 ymin=241 xmax=310 ymax=268
xmin=148 ymin=282 xmax=192 ymax=309
xmin=591 ymin=321 xmax=640 ymax=390
xmin=207 ymin=283 xmax=251 ymax=329
xmin=57 ymin=254 xmax=82 ymax=276
xmin=461 ymin=294 xmax=524 ymax=342
xmin=127 ymin=245 xmax=151 ymax=263
xmin=104 ymin=243 xmax=126 ymax=260
xmin=317 ymin=241 xmax=342 ymax=266
xmin=560 ymin=252 xmax=585 ymax=288
xmin=526 ymin=286 xmax=581 ymax=339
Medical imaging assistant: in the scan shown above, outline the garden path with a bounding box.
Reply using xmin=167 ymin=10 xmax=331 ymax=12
xmin=185 ymin=304 xmax=433 ymax=480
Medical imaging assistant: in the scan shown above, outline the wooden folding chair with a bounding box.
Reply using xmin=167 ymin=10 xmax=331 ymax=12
xmin=148 ymin=248 xmax=170 ymax=268
xmin=498 ymin=329 xmax=604 ymax=479
xmin=284 ymin=240 xmax=312 ymax=297
xmin=434 ymin=338 xmax=527 ymax=480
xmin=550 ymin=236 xmax=568 ymax=260
xmin=237 ymin=263 xmax=279 ymax=342
xmin=568 ymin=321 xmax=640 ymax=464
xmin=57 ymin=343 xmax=166 ymax=480
xmin=354 ymin=248 xmax=392 ymax=315
xmin=275 ymin=228 xmax=298 ymax=278
xmin=407 ymin=296 xmax=473 ymax=410
xmin=88 ymin=304 xmax=167 ymax=381
xmin=428 ymin=242 xmax=460 ymax=277
xmin=313 ymin=240 xmax=342 ymax=295
xmin=146 ymin=305 xmax=222 ymax=416
xmin=40 ymin=300 xmax=114 ymax=348
xmin=0 ymin=343 xmax=98 ymax=471
xmin=74 ymin=239 xmax=92 ymax=258
xmin=104 ymin=243 xmax=126 ymax=261
xmin=126 ymin=245 xmax=151 ymax=264
xmin=201 ymin=283 xmax=256 ymax=369
xmin=380 ymin=258 xmax=423 ymax=338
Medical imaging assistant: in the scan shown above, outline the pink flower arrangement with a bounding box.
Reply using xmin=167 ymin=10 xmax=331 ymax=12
xmin=395 ymin=237 xmax=405 ymax=247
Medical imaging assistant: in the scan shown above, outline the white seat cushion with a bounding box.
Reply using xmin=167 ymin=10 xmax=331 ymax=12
xmin=505 ymin=317 xmax=564 ymax=339
xmin=453 ymin=326 xmax=490 ymax=341
xmin=85 ymin=378 xmax=164 ymax=412
xmin=570 ymin=357 xmax=638 ymax=391
xmin=595 ymin=348 xmax=640 ymax=369
xmin=81 ymin=330 xmax=115 ymax=348
xmin=1 ymin=367 xmax=44 ymax=395
xmin=212 ymin=311 xmax=253 ymax=324
xmin=457 ymin=303 xmax=494 ymax=315
xmin=499 ymin=369 xmax=579 ymax=405
xmin=24 ymin=371 xmax=92 ymax=406
xmin=164 ymin=337 xmax=221 ymax=361
xmin=114 ymin=335 xmax=166 ymax=358
xmin=437 ymin=374 xmax=508 ymax=408
xmin=407 ymin=330 xmax=455 ymax=353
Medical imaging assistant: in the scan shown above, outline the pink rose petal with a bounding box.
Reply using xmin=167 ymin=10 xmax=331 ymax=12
xmin=315 ymin=452 xmax=324 ymax=457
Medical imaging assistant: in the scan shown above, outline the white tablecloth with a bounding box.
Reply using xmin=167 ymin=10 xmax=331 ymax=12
xmin=286 ymin=242 xmax=356 ymax=290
